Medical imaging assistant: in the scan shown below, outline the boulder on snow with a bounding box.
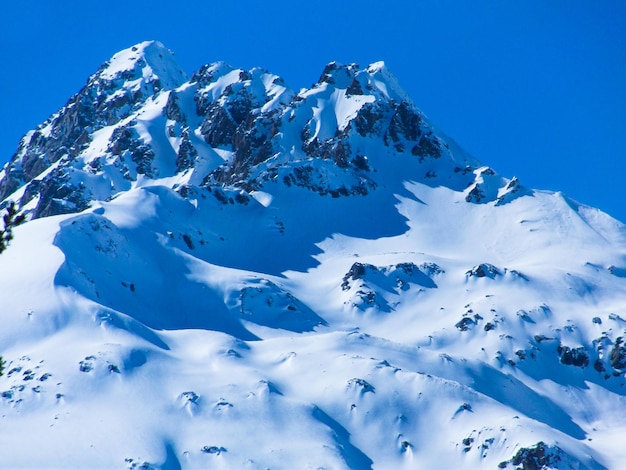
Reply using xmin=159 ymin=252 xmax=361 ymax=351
xmin=466 ymin=263 xmax=500 ymax=279
xmin=610 ymin=337 xmax=626 ymax=370
xmin=557 ymin=344 xmax=589 ymax=368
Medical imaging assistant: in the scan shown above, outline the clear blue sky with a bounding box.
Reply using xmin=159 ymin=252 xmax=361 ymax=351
xmin=1 ymin=1 xmax=625 ymax=221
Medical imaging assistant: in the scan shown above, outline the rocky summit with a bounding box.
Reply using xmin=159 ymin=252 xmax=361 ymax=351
xmin=1 ymin=41 xmax=625 ymax=469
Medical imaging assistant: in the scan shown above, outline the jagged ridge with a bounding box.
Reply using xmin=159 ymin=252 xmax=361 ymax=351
xmin=0 ymin=41 xmax=525 ymax=219
xmin=1 ymin=42 xmax=625 ymax=469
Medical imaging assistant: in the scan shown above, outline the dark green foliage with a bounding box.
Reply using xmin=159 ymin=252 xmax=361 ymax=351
xmin=0 ymin=202 xmax=26 ymax=254
xmin=0 ymin=356 xmax=5 ymax=377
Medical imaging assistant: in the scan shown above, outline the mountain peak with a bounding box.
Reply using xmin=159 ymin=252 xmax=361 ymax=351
xmin=0 ymin=43 xmax=517 ymax=219
xmin=95 ymin=40 xmax=187 ymax=91
xmin=364 ymin=60 xmax=410 ymax=102
xmin=1 ymin=41 xmax=626 ymax=469
xmin=309 ymin=60 xmax=411 ymax=105
xmin=316 ymin=61 xmax=360 ymax=88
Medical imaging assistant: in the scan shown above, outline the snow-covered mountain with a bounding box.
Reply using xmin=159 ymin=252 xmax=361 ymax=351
xmin=1 ymin=40 xmax=626 ymax=469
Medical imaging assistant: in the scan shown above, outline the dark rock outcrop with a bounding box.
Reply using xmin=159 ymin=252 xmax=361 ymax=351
xmin=466 ymin=263 xmax=500 ymax=279
xmin=0 ymin=43 xmax=515 ymax=224
xmin=557 ymin=344 xmax=589 ymax=368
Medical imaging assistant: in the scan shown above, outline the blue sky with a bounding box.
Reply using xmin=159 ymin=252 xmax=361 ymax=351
xmin=1 ymin=1 xmax=625 ymax=221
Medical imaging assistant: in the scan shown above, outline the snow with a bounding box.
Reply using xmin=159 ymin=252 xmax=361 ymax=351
xmin=2 ymin=170 xmax=625 ymax=467
xmin=250 ymin=190 xmax=273 ymax=207
xmin=1 ymin=41 xmax=626 ymax=469
xmin=365 ymin=60 xmax=411 ymax=103
xmin=99 ymin=40 xmax=187 ymax=89
xmin=195 ymin=66 xmax=242 ymax=102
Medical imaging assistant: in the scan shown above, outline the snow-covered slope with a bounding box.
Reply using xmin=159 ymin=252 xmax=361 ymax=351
xmin=1 ymin=41 xmax=626 ymax=469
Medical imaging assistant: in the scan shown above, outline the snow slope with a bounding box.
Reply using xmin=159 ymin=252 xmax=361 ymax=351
xmin=1 ymin=42 xmax=626 ymax=469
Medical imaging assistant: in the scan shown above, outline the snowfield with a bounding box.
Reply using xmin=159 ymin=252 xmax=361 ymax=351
xmin=1 ymin=41 xmax=626 ymax=469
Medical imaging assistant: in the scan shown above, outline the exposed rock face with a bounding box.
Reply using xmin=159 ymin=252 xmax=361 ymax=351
xmin=0 ymin=42 xmax=527 ymax=218
xmin=340 ymin=261 xmax=440 ymax=312
xmin=466 ymin=263 xmax=501 ymax=279
xmin=610 ymin=337 xmax=626 ymax=370
xmin=498 ymin=441 xmax=563 ymax=469
xmin=557 ymin=344 xmax=590 ymax=368
xmin=0 ymin=41 xmax=186 ymax=206
xmin=0 ymin=42 xmax=625 ymax=470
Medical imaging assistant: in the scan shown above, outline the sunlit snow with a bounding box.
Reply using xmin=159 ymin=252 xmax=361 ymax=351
xmin=1 ymin=41 xmax=625 ymax=469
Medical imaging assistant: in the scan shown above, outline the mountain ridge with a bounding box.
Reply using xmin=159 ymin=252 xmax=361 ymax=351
xmin=0 ymin=40 xmax=521 ymax=222
xmin=1 ymin=41 xmax=625 ymax=469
